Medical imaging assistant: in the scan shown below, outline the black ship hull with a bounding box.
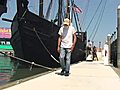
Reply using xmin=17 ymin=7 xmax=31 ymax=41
xmin=10 ymin=10 xmax=86 ymax=68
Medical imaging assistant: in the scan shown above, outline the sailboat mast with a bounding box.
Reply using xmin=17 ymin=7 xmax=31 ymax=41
xmin=39 ymin=0 xmax=43 ymax=17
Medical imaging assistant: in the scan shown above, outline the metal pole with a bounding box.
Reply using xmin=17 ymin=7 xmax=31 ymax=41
xmin=117 ymin=5 xmax=120 ymax=67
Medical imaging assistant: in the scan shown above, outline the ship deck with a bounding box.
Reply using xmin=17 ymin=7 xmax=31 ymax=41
xmin=2 ymin=61 xmax=120 ymax=90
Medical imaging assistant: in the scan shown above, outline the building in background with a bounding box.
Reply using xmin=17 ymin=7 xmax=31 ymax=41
xmin=0 ymin=27 xmax=11 ymax=45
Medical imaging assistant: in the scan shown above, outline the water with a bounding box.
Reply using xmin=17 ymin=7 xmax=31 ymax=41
xmin=0 ymin=55 xmax=49 ymax=87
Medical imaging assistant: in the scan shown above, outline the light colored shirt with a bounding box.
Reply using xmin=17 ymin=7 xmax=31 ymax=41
xmin=87 ymin=41 xmax=92 ymax=48
xmin=58 ymin=25 xmax=76 ymax=48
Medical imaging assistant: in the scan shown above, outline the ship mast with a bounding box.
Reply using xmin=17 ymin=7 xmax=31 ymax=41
xmin=39 ymin=0 xmax=43 ymax=17
xmin=66 ymin=0 xmax=70 ymax=19
xmin=58 ymin=0 xmax=63 ymax=26
xmin=58 ymin=0 xmax=70 ymax=26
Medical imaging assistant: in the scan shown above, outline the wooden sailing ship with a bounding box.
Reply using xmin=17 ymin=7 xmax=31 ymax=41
xmin=0 ymin=0 xmax=86 ymax=68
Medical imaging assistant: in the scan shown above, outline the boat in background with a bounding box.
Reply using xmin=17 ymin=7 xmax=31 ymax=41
xmin=1 ymin=0 xmax=86 ymax=68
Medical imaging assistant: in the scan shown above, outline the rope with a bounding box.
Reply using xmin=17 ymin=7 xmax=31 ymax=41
xmin=91 ymin=0 xmax=107 ymax=41
xmin=80 ymin=0 xmax=90 ymax=30
xmin=76 ymin=13 xmax=82 ymax=32
xmin=16 ymin=25 xmax=59 ymax=64
xmin=85 ymin=0 xmax=103 ymax=32
xmin=45 ymin=0 xmax=53 ymax=19
xmin=19 ymin=9 xmax=27 ymax=21
xmin=0 ymin=51 xmax=54 ymax=71
xmin=33 ymin=28 xmax=60 ymax=64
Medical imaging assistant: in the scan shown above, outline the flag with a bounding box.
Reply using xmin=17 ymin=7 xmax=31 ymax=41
xmin=73 ymin=4 xmax=82 ymax=13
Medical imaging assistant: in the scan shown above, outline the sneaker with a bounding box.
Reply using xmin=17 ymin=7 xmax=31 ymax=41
xmin=60 ymin=70 xmax=64 ymax=75
xmin=64 ymin=71 xmax=69 ymax=76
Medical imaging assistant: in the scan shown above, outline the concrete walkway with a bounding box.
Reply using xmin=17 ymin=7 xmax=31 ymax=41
xmin=3 ymin=61 xmax=120 ymax=90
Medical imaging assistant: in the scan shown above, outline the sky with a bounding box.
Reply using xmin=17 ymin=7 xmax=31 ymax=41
xmin=0 ymin=0 xmax=120 ymax=48
xmin=74 ymin=0 xmax=120 ymax=47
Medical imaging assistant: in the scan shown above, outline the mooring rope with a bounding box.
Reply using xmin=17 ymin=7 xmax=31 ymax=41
xmin=19 ymin=9 xmax=27 ymax=21
xmin=33 ymin=28 xmax=60 ymax=64
xmin=0 ymin=51 xmax=54 ymax=71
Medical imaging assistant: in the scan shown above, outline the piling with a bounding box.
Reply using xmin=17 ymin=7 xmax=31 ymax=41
xmin=117 ymin=5 xmax=120 ymax=67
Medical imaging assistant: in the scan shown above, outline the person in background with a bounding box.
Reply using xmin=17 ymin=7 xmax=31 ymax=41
xmin=57 ymin=18 xmax=77 ymax=76
xmin=92 ymin=46 xmax=98 ymax=61
xmin=86 ymin=40 xmax=92 ymax=56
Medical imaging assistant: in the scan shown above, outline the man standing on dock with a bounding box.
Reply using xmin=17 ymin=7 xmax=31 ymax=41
xmin=57 ymin=18 xmax=77 ymax=76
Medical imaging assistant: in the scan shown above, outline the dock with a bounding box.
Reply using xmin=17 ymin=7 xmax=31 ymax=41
xmin=2 ymin=61 xmax=120 ymax=90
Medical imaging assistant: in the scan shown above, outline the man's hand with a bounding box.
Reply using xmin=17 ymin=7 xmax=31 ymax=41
xmin=57 ymin=47 xmax=60 ymax=53
xmin=71 ymin=33 xmax=76 ymax=52
xmin=71 ymin=45 xmax=75 ymax=52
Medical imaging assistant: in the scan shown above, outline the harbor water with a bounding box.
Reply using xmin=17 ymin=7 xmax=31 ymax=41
xmin=0 ymin=54 xmax=49 ymax=87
